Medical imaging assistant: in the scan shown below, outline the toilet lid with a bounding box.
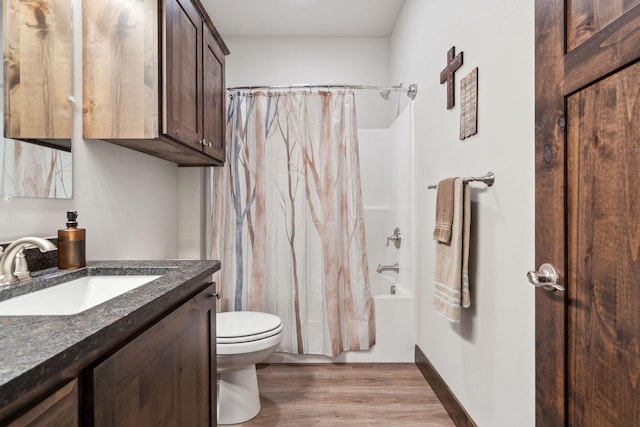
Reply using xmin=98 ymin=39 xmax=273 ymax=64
xmin=217 ymin=311 xmax=282 ymax=344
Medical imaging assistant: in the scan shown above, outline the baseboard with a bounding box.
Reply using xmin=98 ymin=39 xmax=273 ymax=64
xmin=414 ymin=345 xmax=477 ymax=427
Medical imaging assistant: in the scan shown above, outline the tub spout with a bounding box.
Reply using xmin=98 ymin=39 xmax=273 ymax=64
xmin=376 ymin=263 xmax=399 ymax=274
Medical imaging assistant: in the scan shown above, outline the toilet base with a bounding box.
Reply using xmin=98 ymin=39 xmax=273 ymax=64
xmin=217 ymin=364 xmax=261 ymax=425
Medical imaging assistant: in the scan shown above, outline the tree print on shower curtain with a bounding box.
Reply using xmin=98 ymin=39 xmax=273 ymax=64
xmin=212 ymin=89 xmax=375 ymax=357
xmin=1 ymin=139 xmax=72 ymax=198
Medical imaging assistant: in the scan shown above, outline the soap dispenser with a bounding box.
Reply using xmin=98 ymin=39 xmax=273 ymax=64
xmin=58 ymin=211 xmax=86 ymax=270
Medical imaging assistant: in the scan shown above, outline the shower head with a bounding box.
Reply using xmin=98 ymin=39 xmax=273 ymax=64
xmin=379 ymin=90 xmax=391 ymax=100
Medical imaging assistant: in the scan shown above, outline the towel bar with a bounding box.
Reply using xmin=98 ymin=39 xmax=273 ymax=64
xmin=427 ymin=172 xmax=495 ymax=189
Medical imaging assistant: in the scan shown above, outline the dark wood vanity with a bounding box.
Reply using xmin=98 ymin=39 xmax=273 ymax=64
xmin=91 ymin=284 xmax=216 ymax=426
xmin=0 ymin=260 xmax=220 ymax=427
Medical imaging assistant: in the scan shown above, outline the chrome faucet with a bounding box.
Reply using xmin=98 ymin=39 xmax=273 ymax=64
xmin=376 ymin=263 xmax=399 ymax=274
xmin=0 ymin=237 xmax=57 ymax=285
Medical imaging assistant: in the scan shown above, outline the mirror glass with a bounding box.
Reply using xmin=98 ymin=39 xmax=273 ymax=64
xmin=0 ymin=0 xmax=73 ymax=199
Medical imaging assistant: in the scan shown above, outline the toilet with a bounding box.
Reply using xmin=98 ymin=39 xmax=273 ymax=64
xmin=216 ymin=311 xmax=283 ymax=425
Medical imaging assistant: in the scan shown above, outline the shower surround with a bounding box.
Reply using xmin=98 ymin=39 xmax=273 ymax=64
xmin=270 ymin=103 xmax=415 ymax=363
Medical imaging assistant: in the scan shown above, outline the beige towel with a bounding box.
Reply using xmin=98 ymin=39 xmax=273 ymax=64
xmin=433 ymin=178 xmax=457 ymax=243
xmin=433 ymin=178 xmax=471 ymax=322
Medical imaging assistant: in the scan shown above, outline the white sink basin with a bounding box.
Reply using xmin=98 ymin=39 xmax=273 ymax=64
xmin=0 ymin=275 xmax=161 ymax=316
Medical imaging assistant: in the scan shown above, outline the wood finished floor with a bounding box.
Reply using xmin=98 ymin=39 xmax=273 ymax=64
xmin=234 ymin=363 xmax=455 ymax=426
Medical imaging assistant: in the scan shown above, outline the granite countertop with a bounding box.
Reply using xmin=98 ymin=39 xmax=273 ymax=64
xmin=0 ymin=259 xmax=220 ymax=410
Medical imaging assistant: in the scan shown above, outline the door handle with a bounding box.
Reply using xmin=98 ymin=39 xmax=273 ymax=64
xmin=527 ymin=263 xmax=565 ymax=292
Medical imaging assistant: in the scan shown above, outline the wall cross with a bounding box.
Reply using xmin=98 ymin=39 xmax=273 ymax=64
xmin=439 ymin=47 xmax=463 ymax=110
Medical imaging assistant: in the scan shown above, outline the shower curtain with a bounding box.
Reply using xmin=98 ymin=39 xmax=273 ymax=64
xmin=212 ymin=89 xmax=375 ymax=357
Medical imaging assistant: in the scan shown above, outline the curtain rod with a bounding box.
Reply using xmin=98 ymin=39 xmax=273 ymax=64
xmin=227 ymin=83 xmax=418 ymax=100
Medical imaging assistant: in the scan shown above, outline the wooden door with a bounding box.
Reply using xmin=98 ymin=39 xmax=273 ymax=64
xmin=92 ymin=285 xmax=216 ymax=426
xmin=535 ymin=1 xmax=640 ymax=426
xmin=164 ymin=0 xmax=202 ymax=150
xmin=202 ymin=24 xmax=225 ymax=162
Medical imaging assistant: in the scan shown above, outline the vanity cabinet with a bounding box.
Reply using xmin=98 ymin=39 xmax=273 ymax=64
xmin=0 ymin=261 xmax=220 ymax=427
xmin=83 ymin=0 xmax=228 ymax=166
xmin=0 ymin=282 xmax=217 ymax=427
xmin=7 ymin=380 xmax=78 ymax=427
xmin=91 ymin=284 xmax=217 ymax=426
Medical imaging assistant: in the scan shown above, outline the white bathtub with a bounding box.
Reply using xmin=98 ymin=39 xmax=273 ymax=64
xmin=371 ymin=273 xmax=412 ymax=298
xmin=268 ymin=275 xmax=415 ymax=363
xmin=363 ymin=275 xmax=415 ymax=362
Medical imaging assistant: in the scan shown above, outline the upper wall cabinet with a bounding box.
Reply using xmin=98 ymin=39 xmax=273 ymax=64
xmin=82 ymin=0 xmax=228 ymax=166
xmin=200 ymin=8 xmax=225 ymax=162
xmin=3 ymin=0 xmax=72 ymax=143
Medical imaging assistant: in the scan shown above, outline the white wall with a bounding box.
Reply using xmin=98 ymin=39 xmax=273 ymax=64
xmin=358 ymin=106 xmax=415 ymax=363
xmin=390 ymin=1 xmax=535 ymax=426
xmin=360 ymin=106 xmax=414 ymax=296
xmin=0 ymin=0 xmax=180 ymax=260
xmin=178 ymin=168 xmax=206 ymax=259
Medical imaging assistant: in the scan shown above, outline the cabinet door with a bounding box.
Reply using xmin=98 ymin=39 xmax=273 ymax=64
xmin=92 ymin=285 xmax=216 ymax=426
xmin=202 ymin=25 xmax=225 ymax=162
xmin=164 ymin=0 xmax=202 ymax=150
xmin=8 ymin=380 xmax=78 ymax=427
xmin=83 ymin=0 xmax=159 ymax=139
xmin=4 ymin=0 xmax=72 ymax=141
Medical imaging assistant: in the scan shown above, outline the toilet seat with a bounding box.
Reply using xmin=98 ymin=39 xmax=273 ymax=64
xmin=217 ymin=311 xmax=283 ymax=344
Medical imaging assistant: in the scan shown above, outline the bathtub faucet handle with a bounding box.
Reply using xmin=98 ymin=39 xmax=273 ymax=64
xmin=386 ymin=228 xmax=402 ymax=249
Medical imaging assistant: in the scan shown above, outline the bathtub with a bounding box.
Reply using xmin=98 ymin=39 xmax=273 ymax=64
xmin=371 ymin=273 xmax=411 ymax=298
xmin=267 ymin=274 xmax=415 ymax=363
xmin=362 ymin=274 xmax=415 ymax=363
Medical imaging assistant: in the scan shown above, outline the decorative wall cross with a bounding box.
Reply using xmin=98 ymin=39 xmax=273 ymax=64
xmin=439 ymin=47 xmax=463 ymax=110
